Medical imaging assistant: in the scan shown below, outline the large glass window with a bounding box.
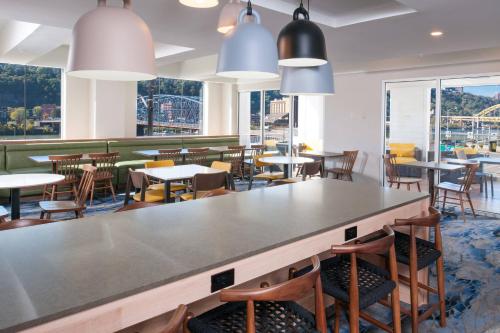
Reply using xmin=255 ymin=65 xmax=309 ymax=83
xmin=136 ymin=78 xmax=204 ymax=136
xmin=0 ymin=63 xmax=61 ymax=139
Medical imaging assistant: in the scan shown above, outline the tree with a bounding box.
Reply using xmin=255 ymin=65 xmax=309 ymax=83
xmin=9 ymin=107 xmax=25 ymax=124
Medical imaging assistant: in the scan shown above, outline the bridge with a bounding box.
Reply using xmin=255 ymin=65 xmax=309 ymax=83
xmin=445 ymin=104 xmax=500 ymax=123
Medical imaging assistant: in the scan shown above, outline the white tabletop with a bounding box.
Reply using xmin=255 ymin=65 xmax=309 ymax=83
xmin=0 ymin=174 xmax=65 ymax=189
xmin=134 ymin=149 xmax=189 ymax=157
xmin=136 ymin=164 xmax=221 ymax=182
xmin=399 ymin=161 xmax=464 ymax=171
xmin=29 ymin=154 xmax=92 ymax=164
xmin=260 ymin=156 xmax=314 ymax=165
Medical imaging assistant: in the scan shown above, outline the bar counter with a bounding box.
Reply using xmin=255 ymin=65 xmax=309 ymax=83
xmin=0 ymin=179 xmax=428 ymax=332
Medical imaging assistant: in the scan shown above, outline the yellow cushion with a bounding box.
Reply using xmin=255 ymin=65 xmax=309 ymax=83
xmin=148 ymin=182 xmax=187 ymax=192
xmin=254 ymin=172 xmax=285 ymax=180
xmin=456 ymin=147 xmax=478 ymax=155
xmin=133 ymin=190 xmax=175 ymax=203
xmin=180 ymin=193 xmax=193 ymax=201
xmin=389 ymin=143 xmax=416 ymax=158
xmin=144 ymin=160 xmax=175 ymax=168
xmin=255 ymin=154 xmax=274 ymax=168
xmin=394 ymin=157 xmax=417 ymax=164
xmin=211 ymin=161 xmax=232 ymax=173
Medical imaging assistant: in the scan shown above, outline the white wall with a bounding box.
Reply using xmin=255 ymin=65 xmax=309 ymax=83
xmin=324 ymin=60 xmax=500 ymax=182
xmin=63 ymin=75 xmax=91 ymax=139
xmin=203 ymin=81 xmax=237 ymax=136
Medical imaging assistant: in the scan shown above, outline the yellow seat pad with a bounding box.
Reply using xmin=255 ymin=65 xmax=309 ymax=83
xmin=133 ymin=189 xmax=175 ymax=203
xmin=394 ymin=157 xmax=417 ymax=164
xmin=254 ymin=172 xmax=285 ymax=180
xmin=148 ymin=182 xmax=187 ymax=192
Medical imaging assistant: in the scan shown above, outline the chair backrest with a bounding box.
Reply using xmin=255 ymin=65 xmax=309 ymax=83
xmin=228 ymin=145 xmax=245 ymax=150
xmin=89 ymin=152 xmax=119 ymax=178
xmin=250 ymin=144 xmax=266 ymax=157
xmin=222 ymin=148 xmax=245 ymax=176
xmin=125 ymin=169 xmax=149 ymax=202
xmin=394 ymin=207 xmax=442 ymax=253
xmin=211 ymin=161 xmax=232 ymax=173
xmin=161 ymin=304 xmax=188 ymax=333
xmin=186 ymin=148 xmax=209 ymax=166
xmin=145 ymin=160 xmax=174 ymax=168
xmin=219 ymin=256 xmax=327 ymax=333
xmin=255 ymin=153 xmax=273 ymax=168
xmin=158 ymin=148 xmax=183 ymax=164
xmin=76 ymin=165 xmax=97 ymax=206
xmin=0 ymin=219 xmax=55 ymax=231
xmin=301 ymin=161 xmax=322 ymax=180
xmin=49 ymin=154 xmax=83 ymax=180
xmin=340 ymin=150 xmax=358 ymax=174
xmin=460 ymin=163 xmax=479 ymax=192
xmin=115 ymin=201 xmax=160 ymax=213
xmin=330 ymin=225 xmax=399 ymax=320
xmin=192 ymin=172 xmax=229 ymax=199
xmin=383 ymin=154 xmax=400 ymax=183
xmin=198 ymin=188 xmax=233 ymax=199
xmin=455 ymin=148 xmax=468 ymax=160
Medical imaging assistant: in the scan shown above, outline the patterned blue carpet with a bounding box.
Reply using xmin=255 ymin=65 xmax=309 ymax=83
xmin=2 ymin=182 xmax=499 ymax=333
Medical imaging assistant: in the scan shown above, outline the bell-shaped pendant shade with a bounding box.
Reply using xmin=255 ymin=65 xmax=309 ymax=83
xmin=217 ymin=8 xmax=279 ymax=79
xmin=67 ymin=0 xmax=156 ymax=81
xmin=280 ymin=62 xmax=334 ymax=95
xmin=217 ymin=0 xmax=245 ymax=34
xmin=179 ymin=0 xmax=218 ymax=8
xmin=277 ymin=3 xmax=327 ymax=67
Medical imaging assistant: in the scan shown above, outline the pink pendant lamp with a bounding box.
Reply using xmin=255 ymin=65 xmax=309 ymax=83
xmin=67 ymin=0 xmax=156 ymax=81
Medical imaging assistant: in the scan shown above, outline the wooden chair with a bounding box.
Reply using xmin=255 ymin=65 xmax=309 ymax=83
xmin=245 ymin=144 xmax=266 ymax=178
xmin=432 ymin=163 xmax=478 ymax=222
xmin=88 ymin=152 xmax=118 ymax=205
xmin=383 ymin=154 xmax=421 ymax=192
xmin=144 ymin=160 xmax=188 ymax=193
xmin=43 ymin=154 xmax=83 ymax=200
xmin=39 ymin=164 xmax=96 ymax=219
xmin=187 ymin=256 xmax=327 ymax=333
xmin=124 ymin=169 xmax=173 ymax=204
xmin=296 ymin=225 xmax=401 ymax=333
xmin=179 ymin=172 xmax=229 ymax=201
xmin=392 ymin=207 xmax=445 ymax=332
xmin=115 ymin=201 xmax=161 ymax=213
xmin=0 ymin=205 xmax=8 ymax=223
xmin=161 ymin=304 xmax=188 ymax=333
xmin=270 ymin=161 xmax=322 ymax=186
xmin=211 ymin=161 xmax=232 ymax=173
xmin=455 ymin=149 xmax=494 ymax=197
xmin=185 ymin=148 xmax=209 ymax=166
xmin=0 ymin=219 xmax=55 ymax=231
xmin=222 ymin=148 xmax=245 ymax=179
xmin=250 ymin=154 xmax=284 ymax=189
xmin=158 ymin=148 xmax=183 ymax=165
xmin=198 ymin=188 xmax=233 ymax=199
xmin=325 ymin=150 xmax=358 ymax=181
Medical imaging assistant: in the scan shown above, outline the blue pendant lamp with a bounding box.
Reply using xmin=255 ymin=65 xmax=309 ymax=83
xmin=280 ymin=62 xmax=334 ymax=95
xmin=216 ymin=1 xmax=279 ymax=79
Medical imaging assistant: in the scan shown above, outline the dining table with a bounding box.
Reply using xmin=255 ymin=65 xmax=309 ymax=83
xmin=134 ymin=148 xmax=190 ymax=163
xmin=136 ymin=164 xmax=222 ymax=203
xmin=0 ymin=173 xmax=65 ymax=220
xmin=259 ymin=156 xmax=314 ymax=178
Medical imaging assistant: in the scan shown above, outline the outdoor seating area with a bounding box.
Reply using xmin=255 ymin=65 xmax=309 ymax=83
xmin=0 ymin=1 xmax=499 ymax=333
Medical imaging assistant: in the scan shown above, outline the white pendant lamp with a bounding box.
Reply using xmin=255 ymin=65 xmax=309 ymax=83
xmin=280 ymin=62 xmax=334 ymax=95
xmin=179 ymin=0 xmax=218 ymax=8
xmin=217 ymin=2 xmax=279 ymax=79
xmin=217 ymin=0 xmax=245 ymax=34
xmin=67 ymin=0 xmax=156 ymax=81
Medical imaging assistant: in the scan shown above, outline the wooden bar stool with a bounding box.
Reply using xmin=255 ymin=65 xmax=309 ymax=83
xmin=187 ymin=255 xmax=327 ymax=333
xmin=161 ymin=304 xmax=188 ymax=333
xmin=392 ymin=207 xmax=446 ymax=332
xmin=296 ymin=225 xmax=401 ymax=333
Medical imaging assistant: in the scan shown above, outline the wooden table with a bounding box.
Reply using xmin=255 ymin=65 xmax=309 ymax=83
xmin=0 ymin=174 xmax=65 ymax=220
xmin=260 ymin=156 xmax=314 ymax=178
xmin=0 ymin=179 xmax=428 ymax=333
xmin=136 ymin=164 xmax=221 ymax=203
xmin=299 ymin=151 xmax=343 ymax=177
xmin=397 ymin=161 xmax=464 ymax=203
xmin=134 ymin=149 xmax=189 ymax=163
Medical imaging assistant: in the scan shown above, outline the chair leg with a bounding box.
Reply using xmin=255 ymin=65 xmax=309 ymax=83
xmin=458 ymin=193 xmax=466 ymax=222
xmin=46 ymin=213 xmax=51 ymax=219
xmin=409 ymin=260 xmax=419 ymax=333
xmin=334 ymin=300 xmax=341 ymax=333
xmin=89 ymin=182 xmax=95 ymax=207
xmin=72 ymin=184 xmax=78 ymax=199
xmin=42 ymin=185 xmax=47 ymax=200
xmin=109 ymin=179 xmax=116 ymax=202
xmin=50 ymin=185 xmax=56 ymax=201
xmin=397 ymin=182 xmax=401 ymax=189
xmin=391 ymin=291 xmax=402 ymax=333
xmin=442 ymin=190 xmax=447 ymax=210
xmin=436 ymin=256 xmax=447 ymax=328
xmin=40 ymin=211 xmax=44 ymax=219
xmin=466 ymin=193 xmax=476 ymax=218
xmin=407 ymin=183 xmax=411 ymax=191
xmin=416 ymin=181 xmax=421 ymax=192
xmin=484 ymin=177 xmax=488 ymax=198
xmin=490 ymin=176 xmax=494 ymax=197
xmin=348 ymin=300 xmax=359 ymax=333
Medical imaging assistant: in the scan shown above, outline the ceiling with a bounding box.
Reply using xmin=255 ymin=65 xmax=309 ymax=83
xmin=0 ymin=0 xmax=499 ymax=77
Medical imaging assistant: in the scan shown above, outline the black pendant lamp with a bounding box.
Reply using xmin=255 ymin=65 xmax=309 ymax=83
xmin=277 ymin=1 xmax=327 ymax=67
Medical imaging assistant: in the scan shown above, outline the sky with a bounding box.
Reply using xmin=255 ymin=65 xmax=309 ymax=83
xmin=463 ymin=85 xmax=500 ymax=98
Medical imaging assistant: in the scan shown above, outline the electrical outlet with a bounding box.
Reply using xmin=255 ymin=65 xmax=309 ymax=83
xmin=211 ymin=269 xmax=235 ymax=293
xmin=345 ymin=226 xmax=357 ymax=241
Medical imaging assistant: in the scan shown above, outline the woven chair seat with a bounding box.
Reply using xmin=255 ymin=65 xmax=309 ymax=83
xmin=188 ymin=301 xmax=320 ymax=333
xmin=394 ymin=231 xmax=441 ymax=270
xmin=320 ymin=255 xmax=396 ymax=310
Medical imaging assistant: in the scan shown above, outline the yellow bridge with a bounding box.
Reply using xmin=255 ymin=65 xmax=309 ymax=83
xmin=443 ymin=104 xmax=500 ymax=122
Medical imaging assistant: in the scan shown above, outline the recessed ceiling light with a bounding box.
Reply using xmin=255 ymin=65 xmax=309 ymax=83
xmin=430 ymin=31 xmax=443 ymax=37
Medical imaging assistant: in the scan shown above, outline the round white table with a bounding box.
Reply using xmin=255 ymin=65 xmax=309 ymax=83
xmin=0 ymin=174 xmax=65 ymax=220
xmin=260 ymin=156 xmax=314 ymax=178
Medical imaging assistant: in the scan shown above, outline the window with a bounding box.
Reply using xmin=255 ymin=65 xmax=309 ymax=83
xmin=0 ymin=63 xmax=62 ymax=139
xmin=136 ymin=78 xmax=204 ymax=136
